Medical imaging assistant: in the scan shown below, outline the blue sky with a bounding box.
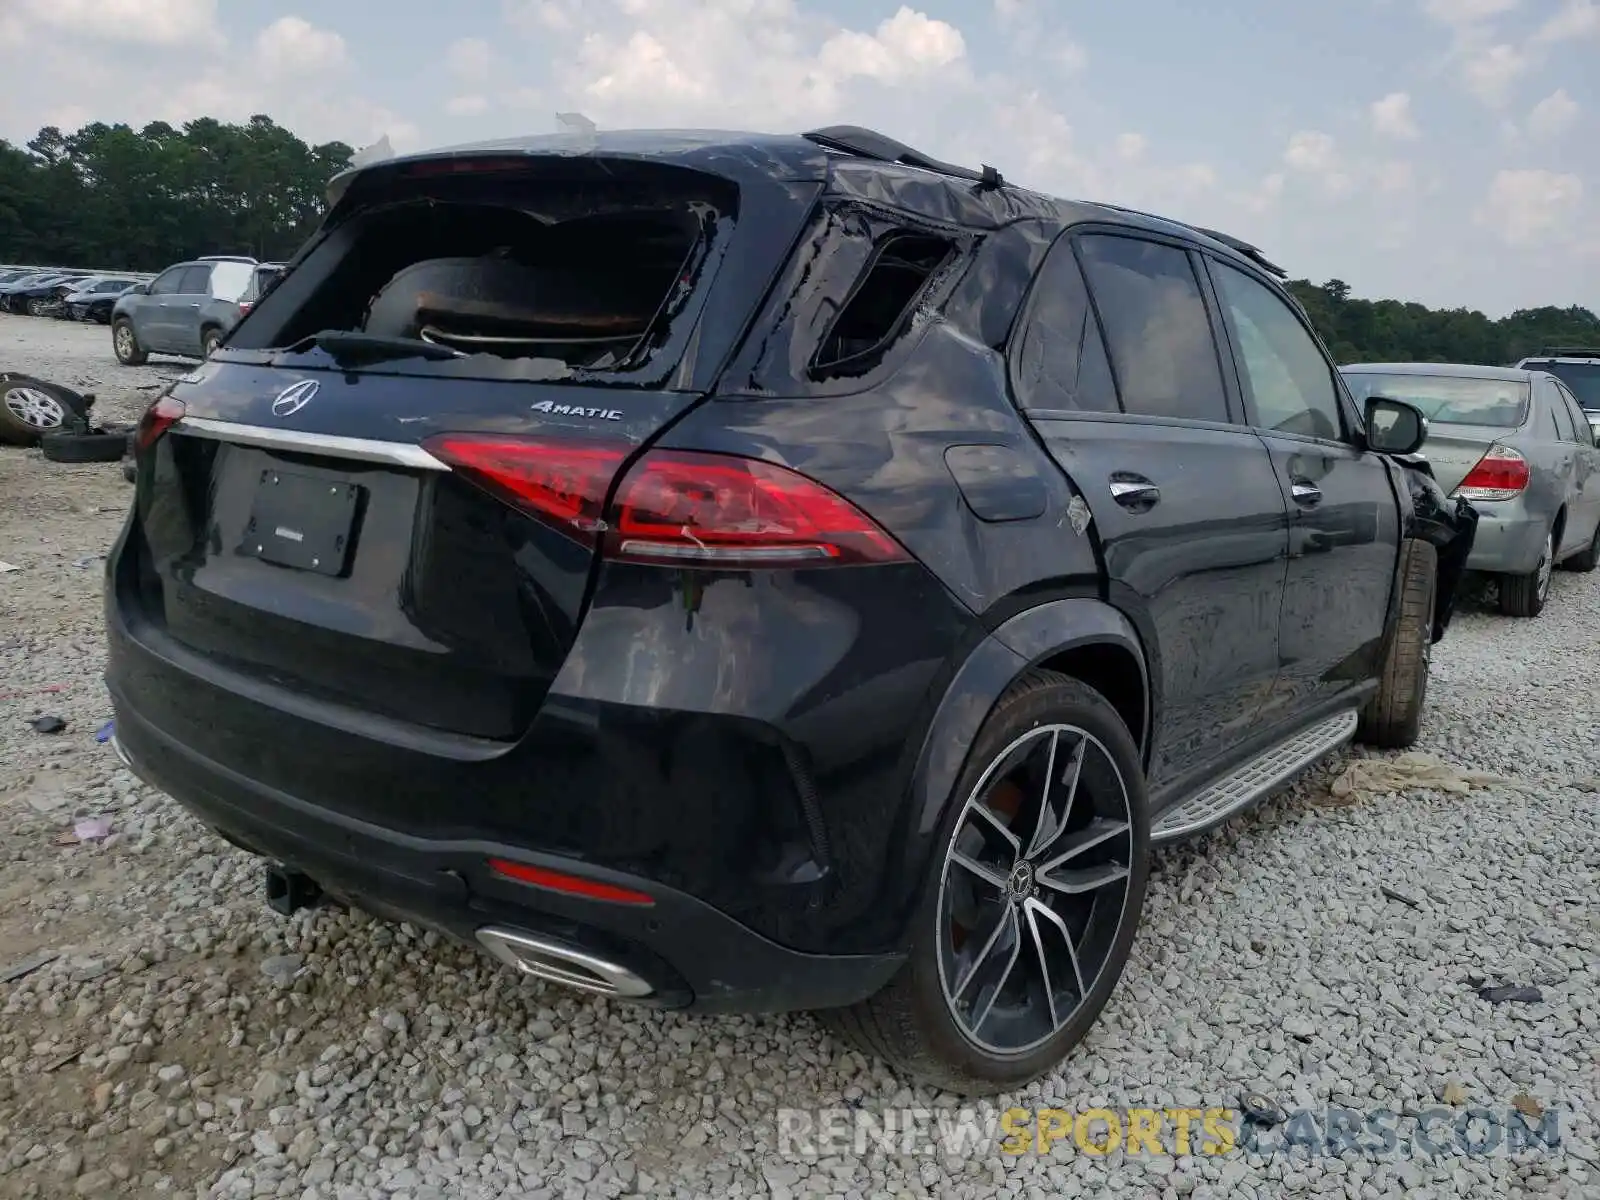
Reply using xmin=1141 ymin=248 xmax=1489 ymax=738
xmin=0 ymin=0 xmax=1595 ymax=316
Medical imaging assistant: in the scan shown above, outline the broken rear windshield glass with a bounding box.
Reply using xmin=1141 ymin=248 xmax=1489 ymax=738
xmin=228 ymin=162 xmax=737 ymax=384
xmin=1341 ymin=372 xmax=1530 ymax=427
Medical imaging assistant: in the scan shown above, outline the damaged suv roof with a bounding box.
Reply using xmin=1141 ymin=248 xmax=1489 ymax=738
xmin=325 ymin=126 xmax=1267 ymax=262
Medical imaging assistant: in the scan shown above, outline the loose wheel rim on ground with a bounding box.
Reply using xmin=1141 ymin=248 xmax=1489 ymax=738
xmin=935 ymin=722 xmax=1136 ymax=1056
xmin=3 ymin=386 xmax=66 ymax=431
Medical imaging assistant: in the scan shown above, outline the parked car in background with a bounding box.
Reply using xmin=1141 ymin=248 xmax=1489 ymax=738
xmin=111 ymin=256 xmax=257 ymax=364
xmin=1342 ymin=362 xmax=1600 ymax=616
xmin=0 ymin=272 xmax=76 ymax=313
xmin=236 ymin=262 xmax=284 ymax=320
xmin=108 ymin=126 xmax=1470 ymax=1096
xmin=0 ymin=268 xmax=40 ymax=288
xmin=1514 ymin=348 xmax=1600 ymax=442
xmin=31 ymin=274 xmax=116 ymax=318
xmin=64 ymin=278 xmax=143 ymax=324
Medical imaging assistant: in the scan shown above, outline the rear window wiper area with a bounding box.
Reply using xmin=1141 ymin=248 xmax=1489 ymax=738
xmin=283 ymin=330 xmax=466 ymax=365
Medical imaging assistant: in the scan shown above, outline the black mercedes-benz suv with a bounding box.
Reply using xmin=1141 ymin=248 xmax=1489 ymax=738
xmin=105 ymin=126 xmax=1474 ymax=1095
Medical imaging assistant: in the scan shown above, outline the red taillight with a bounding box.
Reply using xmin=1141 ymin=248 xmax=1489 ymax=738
xmin=135 ymin=395 xmax=186 ymax=452
xmin=424 ymin=435 xmax=909 ymax=567
xmin=237 ymin=301 xmax=252 ymax=315
xmin=607 ymin=450 xmax=910 ymax=566
xmin=424 ymin=435 xmax=626 ymax=543
xmin=1454 ymin=444 xmax=1529 ymax=501
xmin=486 ymin=858 xmax=655 ymax=906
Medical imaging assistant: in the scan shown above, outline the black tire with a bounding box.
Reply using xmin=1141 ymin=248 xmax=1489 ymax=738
xmin=821 ymin=671 xmax=1151 ymax=1096
xmin=0 ymin=375 xmax=77 ymax=446
xmin=1498 ymin=527 xmax=1553 ymax=617
xmin=1357 ymin=538 xmax=1437 ymax=750
xmin=1559 ymin=521 xmax=1599 ymax=573
xmin=40 ymin=431 xmax=129 ymax=463
xmin=113 ymin=318 xmax=148 ymax=366
xmin=201 ymin=326 xmax=223 ymax=358
xmin=122 ymin=460 xmax=137 ymax=483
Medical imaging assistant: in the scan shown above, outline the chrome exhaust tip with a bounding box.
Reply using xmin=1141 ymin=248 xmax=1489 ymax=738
xmin=475 ymin=927 xmax=655 ymax=999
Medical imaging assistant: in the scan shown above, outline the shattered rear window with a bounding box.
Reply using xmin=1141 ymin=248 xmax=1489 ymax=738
xmin=229 ymin=160 xmax=737 ymax=383
xmin=721 ymin=201 xmax=971 ymax=396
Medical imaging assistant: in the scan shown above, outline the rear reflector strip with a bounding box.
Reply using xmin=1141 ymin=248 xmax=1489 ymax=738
xmin=486 ymin=858 xmax=656 ymax=906
xmin=176 ymin=417 xmax=450 ymax=471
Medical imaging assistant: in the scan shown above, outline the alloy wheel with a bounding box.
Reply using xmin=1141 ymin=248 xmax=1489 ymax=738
xmin=3 ymin=386 xmax=66 ymax=431
xmin=1536 ymin=532 xmax=1554 ymax=603
xmin=935 ymin=723 xmax=1136 ymax=1055
xmin=115 ymin=325 xmax=134 ymax=359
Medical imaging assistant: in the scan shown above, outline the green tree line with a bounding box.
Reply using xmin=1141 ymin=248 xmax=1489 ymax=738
xmin=0 ymin=115 xmax=352 ymax=269
xmin=1288 ymin=278 xmax=1599 ymax=366
xmin=0 ymin=115 xmax=1594 ymax=365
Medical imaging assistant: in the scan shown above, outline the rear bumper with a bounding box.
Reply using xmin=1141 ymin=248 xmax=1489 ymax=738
xmin=108 ymin=696 xmax=904 ymax=1014
xmin=1464 ymin=501 xmax=1546 ymax=575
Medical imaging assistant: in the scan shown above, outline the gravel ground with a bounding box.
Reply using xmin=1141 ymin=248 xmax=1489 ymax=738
xmin=0 ymin=311 xmax=1595 ymax=1200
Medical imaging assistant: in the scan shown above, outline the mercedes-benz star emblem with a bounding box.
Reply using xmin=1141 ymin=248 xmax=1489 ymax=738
xmin=271 ymin=379 xmax=319 ymax=418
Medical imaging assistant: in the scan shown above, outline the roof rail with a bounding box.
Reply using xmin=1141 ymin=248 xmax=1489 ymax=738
xmin=1092 ymin=203 xmax=1287 ymax=277
xmin=801 ymin=126 xmax=1005 ymax=190
xmin=1529 ymin=346 xmax=1600 ymax=359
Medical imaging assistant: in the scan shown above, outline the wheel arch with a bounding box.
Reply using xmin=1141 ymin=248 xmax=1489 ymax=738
xmin=908 ymin=597 xmax=1151 ymax=854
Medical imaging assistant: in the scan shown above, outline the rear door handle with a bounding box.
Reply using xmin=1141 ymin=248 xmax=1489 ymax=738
xmin=1290 ymin=479 xmax=1322 ymax=506
xmin=1109 ymin=474 xmax=1160 ymax=510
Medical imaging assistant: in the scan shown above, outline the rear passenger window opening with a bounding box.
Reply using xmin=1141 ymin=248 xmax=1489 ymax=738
xmin=230 ymin=164 xmax=734 ymax=376
xmin=810 ymin=230 xmax=956 ymax=380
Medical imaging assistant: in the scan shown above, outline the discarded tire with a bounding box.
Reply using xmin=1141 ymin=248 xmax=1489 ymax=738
xmin=40 ymin=431 xmax=130 ymax=464
xmin=0 ymin=374 xmax=85 ymax=447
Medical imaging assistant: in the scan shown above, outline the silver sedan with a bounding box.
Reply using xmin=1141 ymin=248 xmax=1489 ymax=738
xmin=1341 ymin=362 xmax=1600 ymax=618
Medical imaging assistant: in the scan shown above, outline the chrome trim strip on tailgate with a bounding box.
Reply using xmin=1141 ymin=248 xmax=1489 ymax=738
xmin=175 ymin=417 xmax=449 ymax=471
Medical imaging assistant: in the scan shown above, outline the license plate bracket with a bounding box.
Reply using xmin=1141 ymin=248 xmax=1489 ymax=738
xmin=239 ymin=469 xmax=361 ymax=577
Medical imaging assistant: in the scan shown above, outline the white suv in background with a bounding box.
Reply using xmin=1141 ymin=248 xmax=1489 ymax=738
xmin=1514 ymin=349 xmax=1600 ymax=442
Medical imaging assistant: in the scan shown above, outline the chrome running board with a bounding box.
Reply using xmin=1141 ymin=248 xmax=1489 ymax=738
xmin=1151 ymin=709 xmax=1359 ymax=845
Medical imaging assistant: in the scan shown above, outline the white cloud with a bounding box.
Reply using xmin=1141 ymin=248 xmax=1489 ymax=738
xmin=255 ymin=17 xmax=347 ymax=78
xmin=1461 ymin=43 xmax=1529 ymax=106
xmin=1527 ymin=88 xmax=1580 ymax=139
xmin=446 ymin=37 xmax=496 ymax=80
xmin=445 ymin=94 xmax=491 ymax=117
xmin=1422 ymin=0 xmax=1518 ymax=24
xmin=1284 ymin=130 xmax=1338 ymax=173
xmin=1116 ymin=133 xmax=1147 ymax=161
xmin=1478 ymin=168 xmax=1583 ymax=245
xmin=1531 ymin=0 xmax=1600 ymax=42
xmin=816 ymin=8 xmax=967 ymax=86
xmin=15 ymin=0 xmax=221 ymax=46
xmin=1370 ymin=92 xmax=1421 ymax=139
xmin=1276 ymin=131 xmax=1356 ymax=201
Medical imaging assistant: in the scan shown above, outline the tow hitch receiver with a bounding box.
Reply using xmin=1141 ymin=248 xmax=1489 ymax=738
xmin=265 ymin=864 xmax=322 ymax=915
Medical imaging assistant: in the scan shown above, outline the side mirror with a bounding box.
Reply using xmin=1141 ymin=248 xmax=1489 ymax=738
xmin=1364 ymin=396 xmax=1428 ymax=455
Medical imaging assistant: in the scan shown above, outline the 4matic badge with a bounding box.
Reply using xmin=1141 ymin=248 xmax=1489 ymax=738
xmin=531 ymin=399 xmax=622 ymax=421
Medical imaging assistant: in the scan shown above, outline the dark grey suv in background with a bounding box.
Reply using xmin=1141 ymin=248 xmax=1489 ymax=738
xmin=111 ymin=256 xmax=258 ymax=364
